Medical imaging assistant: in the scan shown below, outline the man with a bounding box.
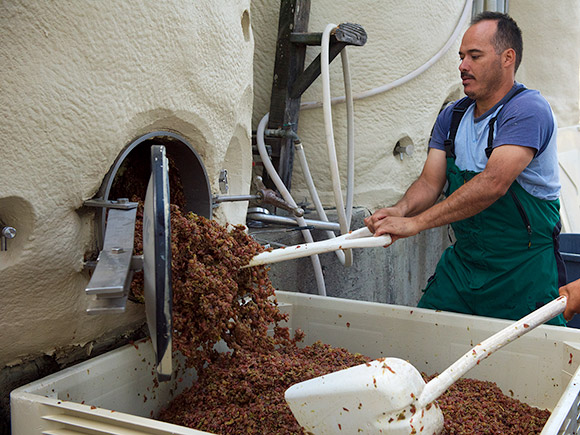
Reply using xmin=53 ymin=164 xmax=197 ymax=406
xmin=365 ymin=12 xmax=566 ymax=325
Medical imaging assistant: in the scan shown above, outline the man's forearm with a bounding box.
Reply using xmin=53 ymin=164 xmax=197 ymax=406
xmin=412 ymin=170 xmax=505 ymax=232
xmin=396 ymin=176 xmax=444 ymax=217
xmin=412 ymin=145 xmax=534 ymax=232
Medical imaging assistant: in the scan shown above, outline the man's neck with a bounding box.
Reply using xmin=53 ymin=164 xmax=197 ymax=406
xmin=474 ymin=81 xmax=516 ymax=117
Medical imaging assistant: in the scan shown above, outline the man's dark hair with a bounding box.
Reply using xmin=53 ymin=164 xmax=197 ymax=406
xmin=472 ymin=11 xmax=523 ymax=72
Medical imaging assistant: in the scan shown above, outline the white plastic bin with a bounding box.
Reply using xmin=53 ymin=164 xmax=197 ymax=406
xmin=11 ymin=291 xmax=580 ymax=434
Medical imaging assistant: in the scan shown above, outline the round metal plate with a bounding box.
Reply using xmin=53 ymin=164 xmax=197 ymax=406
xmin=143 ymin=145 xmax=173 ymax=381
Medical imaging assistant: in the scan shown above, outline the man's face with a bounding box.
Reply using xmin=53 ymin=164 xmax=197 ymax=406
xmin=458 ymin=20 xmax=504 ymax=101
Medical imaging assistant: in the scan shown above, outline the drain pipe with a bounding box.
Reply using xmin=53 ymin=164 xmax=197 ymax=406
xmin=257 ymin=114 xmax=327 ymax=296
xmin=213 ymin=186 xmax=304 ymax=217
xmin=342 ymin=42 xmax=355 ymax=227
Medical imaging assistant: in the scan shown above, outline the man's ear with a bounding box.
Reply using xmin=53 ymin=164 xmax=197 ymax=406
xmin=503 ymin=48 xmax=516 ymax=69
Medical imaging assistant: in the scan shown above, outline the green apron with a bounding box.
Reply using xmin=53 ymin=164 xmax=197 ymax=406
xmin=418 ymin=157 xmax=567 ymax=326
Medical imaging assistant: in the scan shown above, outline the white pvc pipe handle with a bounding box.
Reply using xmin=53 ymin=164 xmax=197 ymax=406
xmin=247 ymin=227 xmax=391 ymax=267
xmin=417 ymin=296 xmax=567 ymax=408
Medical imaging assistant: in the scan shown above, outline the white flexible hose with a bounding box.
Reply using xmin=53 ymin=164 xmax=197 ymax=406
xmin=256 ymin=113 xmax=327 ymax=296
xmin=295 ymin=142 xmax=346 ymax=264
xmin=341 ymin=48 xmax=355 ymax=226
xmin=321 ymin=23 xmax=353 ymax=267
xmin=293 ymin=31 xmax=356 ymax=266
xmin=300 ymin=0 xmax=472 ymax=110
xmin=559 ymin=124 xmax=580 ymax=132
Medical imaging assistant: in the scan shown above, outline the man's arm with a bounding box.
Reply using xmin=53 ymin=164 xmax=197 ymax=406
xmin=371 ymin=144 xmax=535 ymax=240
xmin=365 ymin=148 xmax=447 ymax=232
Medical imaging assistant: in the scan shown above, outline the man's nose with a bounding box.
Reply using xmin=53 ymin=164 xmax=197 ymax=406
xmin=459 ymin=58 xmax=468 ymax=72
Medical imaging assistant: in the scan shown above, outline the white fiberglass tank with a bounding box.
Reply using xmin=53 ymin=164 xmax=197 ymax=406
xmin=11 ymin=291 xmax=580 ymax=434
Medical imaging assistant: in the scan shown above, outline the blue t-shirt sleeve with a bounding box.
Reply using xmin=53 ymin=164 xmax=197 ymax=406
xmin=428 ymin=104 xmax=454 ymax=151
xmin=494 ymin=90 xmax=555 ymax=156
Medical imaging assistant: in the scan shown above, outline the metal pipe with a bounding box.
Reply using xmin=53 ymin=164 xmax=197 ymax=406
xmin=247 ymin=211 xmax=340 ymax=232
xmin=213 ymin=194 xmax=261 ymax=204
xmin=265 ymin=128 xmax=301 ymax=143
xmin=472 ymin=0 xmax=483 ymax=16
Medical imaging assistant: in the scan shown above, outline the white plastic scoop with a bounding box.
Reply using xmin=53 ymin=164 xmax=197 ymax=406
xmin=246 ymin=227 xmax=391 ymax=267
xmin=285 ymin=296 xmax=567 ymax=434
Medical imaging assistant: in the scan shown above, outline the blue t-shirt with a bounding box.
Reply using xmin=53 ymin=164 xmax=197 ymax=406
xmin=429 ymin=82 xmax=560 ymax=201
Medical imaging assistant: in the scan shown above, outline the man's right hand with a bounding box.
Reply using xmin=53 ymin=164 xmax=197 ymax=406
xmin=364 ymin=206 xmax=404 ymax=234
xmin=559 ymin=279 xmax=580 ymax=321
xmin=364 ymin=148 xmax=447 ymax=243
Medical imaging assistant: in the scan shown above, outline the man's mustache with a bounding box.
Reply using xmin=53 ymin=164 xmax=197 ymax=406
xmin=461 ymin=73 xmax=475 ymax=80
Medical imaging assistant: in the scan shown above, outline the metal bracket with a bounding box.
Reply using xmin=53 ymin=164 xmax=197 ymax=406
xmin=85 ymin=206 xmax=137 ymax=314
xmin=84 ymin=197 xmax=140 ymax=313
xmin=83 ymin=198 xmax=138 ymax=210
xmin=289 ymin=22 xmax=367 ymax=99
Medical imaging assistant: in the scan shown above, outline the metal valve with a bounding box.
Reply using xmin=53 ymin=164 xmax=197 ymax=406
xmin=254 ymin=176 xmax=304 ymax=217
xmin=212 ymin=176 xmax=304 ymax=218
xmin=394 ymin=142 xmax=414 ymax=161
xmin=1 ymin=224 xmax=16 ymax=251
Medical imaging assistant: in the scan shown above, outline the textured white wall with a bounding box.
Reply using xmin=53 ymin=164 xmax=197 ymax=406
xmin=0 ymin=0 xmax=253 ymax=366
xmin=511 ymin=0 xmax=580 ymax=127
